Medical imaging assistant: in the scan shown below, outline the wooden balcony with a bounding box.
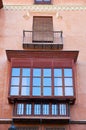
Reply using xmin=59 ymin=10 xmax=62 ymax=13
xmin=23 ymin=30 xmax=63 ymax=50
xmin=13 ymin=102 xmax=70 ymax=124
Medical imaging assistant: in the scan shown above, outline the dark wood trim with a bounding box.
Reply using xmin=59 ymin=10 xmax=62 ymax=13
xmin=70 ymin=120 xmax=86 ymax=124
xmin=0 ymin=119 xmax=12 ymax=124
xmin=6 ymin=50 xmax=79 ymax=63
xmin=0 ymin=0 xmax=3 ymax=9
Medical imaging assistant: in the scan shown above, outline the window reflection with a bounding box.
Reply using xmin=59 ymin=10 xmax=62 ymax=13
xmin=12 ymin=68 xmax=20 ymax=76
xmin=17 ymin=104 xmax=24 ymax=115
xmin=33 ymin=87 xmax=41 ymax=96
xmin=21 ymin=87 xmax=30 ymax=96
xmin=54 ymin=78 xmax=62 ymax=86
xmin=16 ymin=103 xmax=68 ymax=116
xmin=43 ymin=78 xmax=51 ymax=86
xmin=33 ymin=78 xmax=41 ymax=86
xmin=22 ymin=78 xmax=30 ymax=86
xmin=34 ymin=104 xmax=41 ymax=115
xmin=10 ymin=87 xmax=19 ymax=95
xmin=54 ymin=69 xmax=62 ymax=77
xmin=65 ymin=87 xmax=73 ymax=96
xmin=64 ymin=78 xmax=73 ymax=86
xmin=43 ymin=69 xmax=51 ymax=77
xmin=22 ymin=68 xmax=30 ymax=76
xmin=52 ymin=104 xmax=58 ymax=115
xmin=43 ymin=104 xmax=49 ymax=115
xmin=64 ymin=69 xmax=72 ymax=77
xmin=10 ymin=67 xmax=74 ymax=97
xmin=60 ymin=104 xmax=66 ymax=115
xmin=11 ymin=77 xmax=20 ymax=85
xmin=33 ymin=69 xmax=41 ymax=76
xmin=26 ymin=104 xmax=32 ymax=115
xmin=54 ymin=87 xmax=63 ymax=96
xmin=43 ymin=87 xmax=51 ymax=96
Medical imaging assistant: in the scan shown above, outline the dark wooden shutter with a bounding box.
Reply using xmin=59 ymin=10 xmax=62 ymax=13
xmin=0 ymin=0 xmax=3 ymax=9
xmin=33 ymin=16 xmax=53 ymax=42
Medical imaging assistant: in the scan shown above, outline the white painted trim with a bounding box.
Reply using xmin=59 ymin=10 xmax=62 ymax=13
xmin=3 ymin=5 xmax=86 ymax=11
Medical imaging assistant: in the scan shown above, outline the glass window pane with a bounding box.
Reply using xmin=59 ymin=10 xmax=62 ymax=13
xmin=54 ymin=87 xmax=63 ymax=96
xmin=33 ymin=69 xmax=41 ymax=76
xmin=11 ymin=77 xmax=20 ymax=85
xmin=22 ymin=68 xmax=30 ymax=76
xmin=22 ymin=78 xmax=30 ymax=86
xmin=54 ymin=78 xmax=62 ymax=86
xmin=12 ymin=68 xmax=20 ymax=76
xmin=43 ymin=104 xmax=49 ymax=115
xmin=43 ymin=78 xmax=51 ymax=86
xmin=36 ymin=0 xmax=42 ymax=1
xmin=60 ymin=104 xmax=66 ymax=115
xmin=34 ymin=104 xmax=41 ymax=115
xmin=26 ymin=104 xmax=31 ymax=115
xmin=21 ymin=87 xmax=30 ymax=96
xmin=52 ymin=104 xmax=58 ymax=115
xmin=33 ymin=87 xmax=41 ymax=96
xmin=64 ymin=78 xmax=73 ymax=86
xmin=64 ymin=69 xmax=72 ymax=77
xmin=43 ymin=87 xmax=51 ymax=96
xmin=17 ymin=104 xmax=24 ymax=115
xmin=43 ymin=69 xmax=51 ymax=76
xmin=44 ymin=0 xmax=50 ymax=1
xmin=65 ymin=87 xmax=74 ymax=96
xmin=10 ymin=87 xmax=19 ymax=95
xmin=54 ymin=69 xmax=62 ymax=77
xmin=33 ymin=78 xmax=41 ymax=86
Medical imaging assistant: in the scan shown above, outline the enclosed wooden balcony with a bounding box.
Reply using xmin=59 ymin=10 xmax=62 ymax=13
xmin=23 ymin=30 xmax=63 ymax=50
xmin=13 ymin=102 xmax=70 ymax=123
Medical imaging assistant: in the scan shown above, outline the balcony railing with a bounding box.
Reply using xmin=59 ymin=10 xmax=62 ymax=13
xmin=23 ymin=30 xmax=63 ymax=49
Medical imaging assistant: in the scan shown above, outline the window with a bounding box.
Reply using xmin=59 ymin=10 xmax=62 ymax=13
xmin=10 ymin=68 xmax=30 ymax=96
xmin=10 ymin=68 xmax=74 ymax=97
xmin=34 ymin=0 xmax=51 ymax=4
xmin=33 ymin=16 xmax=53 ymax=42
xmin=17 ymin=104 xmax=24 ymax=115
xmin=54 ymin=68 xmax=73 ymax=96
xmin=14 ymin=102 xmax=68 ymax=117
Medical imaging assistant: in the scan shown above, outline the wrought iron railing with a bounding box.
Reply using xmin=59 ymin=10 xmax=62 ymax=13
xmin=23 ymin=30 xmax=63 ymax=49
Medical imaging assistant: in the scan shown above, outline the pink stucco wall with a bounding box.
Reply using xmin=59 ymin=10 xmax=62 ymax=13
xmin=0 ymin=0 xmax=86 ymax=129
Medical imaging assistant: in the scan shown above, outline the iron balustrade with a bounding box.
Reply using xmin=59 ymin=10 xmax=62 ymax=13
xmin=23 ymin=30 xmax=63 ymax=49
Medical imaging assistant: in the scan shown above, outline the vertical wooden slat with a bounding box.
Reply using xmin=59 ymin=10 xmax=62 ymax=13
xmin=0 ymin=0 xmax=3 ymax=9
xmin=33 ymin=16 xmax=53 ymax=42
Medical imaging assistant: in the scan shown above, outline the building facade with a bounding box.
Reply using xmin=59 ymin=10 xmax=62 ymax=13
xmin=0 ymin=0 xmax=86 ymax=130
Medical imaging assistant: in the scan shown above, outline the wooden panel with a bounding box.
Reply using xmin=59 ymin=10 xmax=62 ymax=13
xmin=6 ymin=50 xmax=79 ymax=63
xmin=33 ymin=16 xmax=53 ymax=42
xmin=10 ymin=58 xmax=73 ymax=68
xmin=0 ymin=0 xmax=3 ymax=9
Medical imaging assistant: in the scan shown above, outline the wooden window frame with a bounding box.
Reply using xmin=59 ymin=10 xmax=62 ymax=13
xmin=9 ymin=67 xmax=75 ymax=97
xmin=13 ymin=102 xmax=69 ymax=117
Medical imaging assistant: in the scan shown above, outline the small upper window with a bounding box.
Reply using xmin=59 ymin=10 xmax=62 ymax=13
xmin=34 ymin=0 xmax=51 ymax=4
